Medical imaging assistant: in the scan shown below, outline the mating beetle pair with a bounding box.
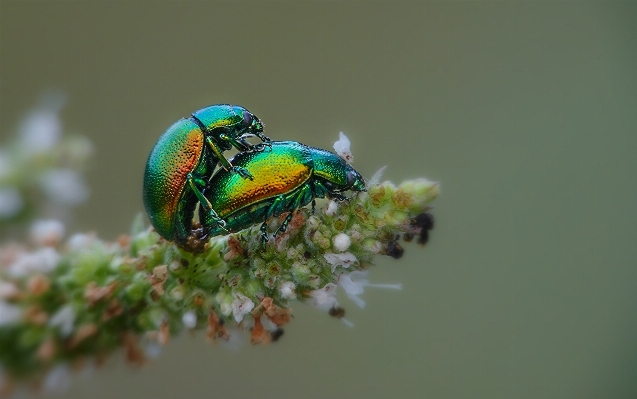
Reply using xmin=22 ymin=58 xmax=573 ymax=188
xmin=143 ymin=105 xmax=268 ymax=250
xmin=143 ymin=105 xmax=365 ymax=252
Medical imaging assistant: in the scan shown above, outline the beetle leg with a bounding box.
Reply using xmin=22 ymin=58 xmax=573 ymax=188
xmin=332 ymin=193 xmax=349 ymax=202
xmin=255 ymin=132 xmax=271 ymax=143
xmin=274 ymin=212 xmax=295 ymax=236
xmin=314 ymin=180 xmax=348 ymax=202
xmin=268 ymin=195 xmax=289 ymax=237
xmin=222 ymin=133 xmax=251 ymax=152
xmin=187 ymin=173 xmax=228 ymax=232
xmin=310 ymin=182 xmax=318 ymax=214
xmin=235 ymin=136 xmax=252 ymax=151
xmin=266 ymin=195 xmax=287 ymax=220
xmin=274 ymin=184 xmax=313 ymax=237
xmin=259 ymin=221 xmax=269 ymax=250
xmin=312 ymin=180 xmax=330 ymax=199
xmin=206 ymin=137 xmax=253 ymax=180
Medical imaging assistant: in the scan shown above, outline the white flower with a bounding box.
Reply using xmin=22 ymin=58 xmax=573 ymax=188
xmin=332 ymin=233 xmax=351 ymax=252
xmin=0 ymin=301 xmax=22 ymax=326
xmin=30 ymin=219 xmax=65 ymax=247
xmin=7 ymin=247 xmax=60 ymax=278
xmin=19 ymin=90 xmax=66 ymax=156
xmin=279 ymin=281 xmax=297 ymax=299
xmin=40 ymin=169 xmax=89 ymax=205
xmin=143 ymin=341 xmax=163 ymax=359
xmin=67 ymin=233 xmax=96 ymax=251
xmin=19 ymin=110 xmax=62 ymax=154
xmin=333 ymin=132 xmax=354 ymax=164
xmin=231 ymin=292 xmax=254 ymax=323
xmin=0 ymin=188 xmax=23 ymax=219
xmin=338 ymin=270 xmax=402 ymax=309
xmin=306 ymin=283 xmax=338 ymax=312
xmin=323 ymin=200 xmax=338 ymax=216
xmin=43 ymin=364 xmax=71 ymax=395
xmin=323 ymin=252 xmax=357 ymax=273
xmin=49 ymin=305 xmax=75 ymax=337
xmin=182 ymin=310 xmax=197 ymax=329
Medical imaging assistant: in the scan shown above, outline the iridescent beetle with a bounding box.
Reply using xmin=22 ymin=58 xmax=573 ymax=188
xmin=199 ymin=140 xmax=366 ymax=247
xmin=143 ymin=104 xmax=269 ymax=251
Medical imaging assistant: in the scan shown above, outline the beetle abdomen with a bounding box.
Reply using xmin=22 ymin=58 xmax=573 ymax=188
xmin=143 ymin=119 xmax=205 ymax=239
xmin=207 ymin=141 xmax=313 ymax=218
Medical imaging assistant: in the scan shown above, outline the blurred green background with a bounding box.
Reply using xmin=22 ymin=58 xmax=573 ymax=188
xmin=1 ymin=1 xmax=636 ymax=398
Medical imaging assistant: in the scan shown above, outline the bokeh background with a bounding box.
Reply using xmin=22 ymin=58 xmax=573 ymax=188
xmin=1 ymin=1 xmax=636 ymax=398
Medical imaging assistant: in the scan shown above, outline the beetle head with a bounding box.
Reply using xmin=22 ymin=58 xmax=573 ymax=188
xmin=312 ymin=148 xmax=366 ymax=193
xmin=239 ymin=108 xmax=264 ymax=135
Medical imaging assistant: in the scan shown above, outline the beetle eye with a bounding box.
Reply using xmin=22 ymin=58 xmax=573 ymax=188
xmin=242 ymin=111 xmax=253 ymax=126
xmin=346 ymin=170 xmax=357 ymax=187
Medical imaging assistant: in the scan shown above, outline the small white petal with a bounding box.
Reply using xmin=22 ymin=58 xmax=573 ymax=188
xmin=340 ymin=318 xmax=355 ymax=328
xmin=67 ymin=233 xmax=96 ymax=251
xmin=182 ymin=310 xmax=197 ymax=329
xmin=30 ymin=219 xmax=65 ymax=247
xmin=259 ymin=315 xmax=278 ymax=331
xmin=0 ymin=301 xmax=22 ymax=326
xmin=338 ymin=272 xmax=367 ymax=308
xmin=19 ymin=111 xmax=62 ymax=154
xmin=49 ymin=305 xmax=75 ymax=337
xmin=0 ymin=188 xmax=23 ymax=219
xmin=40 ymin=169 xmax=89 ymax=205
xmin=323 ymin=252 xmax=358 ymax=272
xmin=7 ymin=247 xmax=60 ymax=278
xmin=323 ymin=200 xmax=338 ymax=216
xmin=144 ymin=341 xmax=163 ymax=359
xmin=332 ymin=233 xmax=351 ymax=252
xmin=279 ymin=281 xmax=297 ymax=299
xmin=333 ymin=132 xmax=354 ymax=164
xmin=306 ymin=283 xmax=338 ymax=312
xmin=231 ymin=293 xmax=254 ymax=323
xmin=338 ymin=271 xmax=402 ymax=309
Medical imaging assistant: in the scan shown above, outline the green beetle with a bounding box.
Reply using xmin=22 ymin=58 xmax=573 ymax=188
xmin=199 ymin=140 xmax=366 ymax=246
xmin=143 ymin=104 xmax=269 ymax=251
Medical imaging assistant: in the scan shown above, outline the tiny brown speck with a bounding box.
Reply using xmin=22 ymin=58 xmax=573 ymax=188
xmin=329 ymin=306 xmax=346 ymax=318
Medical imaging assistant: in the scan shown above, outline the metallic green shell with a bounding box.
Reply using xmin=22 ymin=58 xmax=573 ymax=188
xmin=201 ymin=140 xmax=365 ymax=237
xmin=142 ymin=118 xmax=214 ymax=242
xmin=207 ymin=141 xmax=313 ymax=217
xmin=192 ymin=104 xmax=262 ymax=138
